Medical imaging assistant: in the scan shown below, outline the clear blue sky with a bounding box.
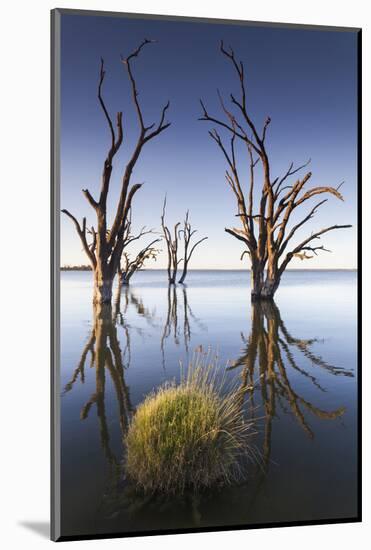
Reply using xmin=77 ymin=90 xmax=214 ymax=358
xmin=60 ymin=13 xmax=358 ymax=269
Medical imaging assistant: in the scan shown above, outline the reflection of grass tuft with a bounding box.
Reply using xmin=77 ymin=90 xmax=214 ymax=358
xmin=125 ymin=355 xmax=254 ymax=494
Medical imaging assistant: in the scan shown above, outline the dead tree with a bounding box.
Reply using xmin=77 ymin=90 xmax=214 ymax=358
xmin=161 ymin=197 xmax=182 ymax=284
xmin=62 ymin=40 xmax=170 ymax=304
xmin=115 ymin=208 xmax=161 ymax=287
xmin=199 ymin=42 xmax=351 ymax=300
xmin=178 ymin=211 xmax=208 ymax=284
xmin=118 ymin=239 xmax=161 ymax=287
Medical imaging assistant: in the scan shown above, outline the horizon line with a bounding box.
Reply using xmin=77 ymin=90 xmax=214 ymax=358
xmin=60 ymin=266 xmax=358 ymax=272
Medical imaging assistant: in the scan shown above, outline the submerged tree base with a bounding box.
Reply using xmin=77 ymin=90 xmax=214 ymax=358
xmin=125 ymin=359 xmax=254 ymax=495
xmin=251 ymin=293 xmax=276 ymax=301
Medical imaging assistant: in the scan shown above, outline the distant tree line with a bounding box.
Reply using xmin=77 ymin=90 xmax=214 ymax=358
xmin=61 ymin=265 xmax=92 ymax=271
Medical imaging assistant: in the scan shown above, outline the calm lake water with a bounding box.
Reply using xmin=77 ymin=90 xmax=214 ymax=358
xmin=60 ymin=270 xmax=358 ymax=537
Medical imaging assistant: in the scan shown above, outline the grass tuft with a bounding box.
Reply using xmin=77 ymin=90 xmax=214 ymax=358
xmin=125 ymin=354 xmax=254 ymax=494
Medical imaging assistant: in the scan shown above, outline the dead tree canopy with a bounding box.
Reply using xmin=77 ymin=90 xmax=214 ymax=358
xmin=161 ymin=197 xmax=182 ymax=284
xmin=199 ymin=41 xmax=351 ymax=300
xmin=116 ymin=208 xmax=161 ymax=286
xmin=178 ymin=211 xmax=208 ymax=284
xmin=118 ymin=240 xmax=161 ymax=286
xmin=161 ymin=199 xmax=208 ymax=285
xmin=62 ymin=39 xmax=170 ymax=304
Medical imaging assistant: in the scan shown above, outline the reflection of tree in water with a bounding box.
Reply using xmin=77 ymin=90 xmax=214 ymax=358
xmin=113 ymin=284 xmax=159 ymax=370
xmin=64 ymin=291 xmax=353 ymax=526
xmin=66 ymin=283 xmax=208 ymax=520
xmin=63 ymin=302 xmax=134 ymax=478
xmin=63 ymin=285 xmax=164 ymax=508
xmin=114 ymin=283 xmax=158 ymax=328
xmin=229 ymin=300 xmax=354 ymax=476
xmin=161 ymin=285 xmax=206 ymax=367
xmin=65 ymin=284 xmax=202 ymax=471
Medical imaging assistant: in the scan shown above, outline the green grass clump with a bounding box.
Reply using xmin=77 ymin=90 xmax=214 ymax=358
xmin=125 ymin=357 xmax=254 ymax=494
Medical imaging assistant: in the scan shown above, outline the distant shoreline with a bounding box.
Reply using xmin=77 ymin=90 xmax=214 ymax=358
xmin=61 ymin=266 xmax=92 ymax=271
xmin=61 ymin=267 xmax=357 ymax=272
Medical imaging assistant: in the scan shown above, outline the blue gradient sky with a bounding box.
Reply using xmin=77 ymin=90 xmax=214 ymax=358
xmin=60 ymin=13 xmax=358 ymax=269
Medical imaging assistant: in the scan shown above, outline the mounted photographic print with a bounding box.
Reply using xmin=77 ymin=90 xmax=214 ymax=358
xmin=51 ymin=8 xmax=361 ymax=541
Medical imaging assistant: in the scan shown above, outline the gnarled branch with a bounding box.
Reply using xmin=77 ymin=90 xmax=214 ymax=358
xmin=279 ymin=224 xmax=352 ymax=274
xmin=61 ymin=210 xmax=96 ymax=268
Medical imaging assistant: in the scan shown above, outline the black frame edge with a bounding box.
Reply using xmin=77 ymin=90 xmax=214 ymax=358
xmin=54 ymin=7 xmax=361 ymax=33
xmin=56 ymin=516 xmax=361 ymax=543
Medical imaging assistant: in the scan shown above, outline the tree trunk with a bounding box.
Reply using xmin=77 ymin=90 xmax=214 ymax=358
xmin=250 ymin=260 xmax=264 ymax=301
xmin=178 ymin=261 xmax=188 ymax=284
xmin=250 ymin=260 xmax=280 ymax=301
xmin=260 ymin=260 xmax=280 ymax=300
xmin=260 ymin=276 xmax=280 ymax=299
xmin=119 ymin=271 xmax=130 ymax=287
xmin=113 ymin=282 xmax=122 ymax=317
xmin=93 ymin=269 xmax=114 ymax=304
xmin=169 ymin=267 xmax=177 ymax=285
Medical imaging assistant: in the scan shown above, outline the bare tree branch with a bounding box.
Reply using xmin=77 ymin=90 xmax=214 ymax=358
xmin=278 ymin=199 xmax=328 ymax=257
xmin=161 ymin=197 xmax=181 ymax=284
xmin=62 ymin=210 xmax=96 ymax=268
xmin=178 ymin=211 xmax=208 ymax=283
xmin=279 ymin=224 xmax=352 ymax=274
xmin=225 ymin=227 xmax=249 ymax=244
xmin=273 ymin=158 xmax=311 ymax=196
xmin=118 ymin=238 xmax=161 ymax=285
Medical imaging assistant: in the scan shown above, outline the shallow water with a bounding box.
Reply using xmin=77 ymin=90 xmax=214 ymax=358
xmin=60 ymin=269 xmax=358 ymax=537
